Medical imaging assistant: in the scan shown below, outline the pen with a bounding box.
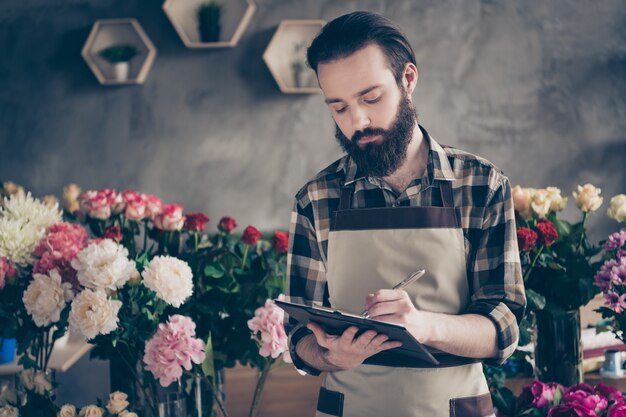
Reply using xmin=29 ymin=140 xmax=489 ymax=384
xmin=361 ymin=268 xmax=426 ymax=318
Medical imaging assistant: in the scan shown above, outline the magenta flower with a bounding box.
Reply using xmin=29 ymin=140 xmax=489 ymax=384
xmin=143 ymin=315 xmax=206 ymax=387
xmin=563 ymin=389 xmax=608 ymax=415
xmin=605 ymin=291 xmax=626 ymax=313
xmin=609 ymin=402 xmax=626 ymax=417
xmin=547 ymin=403 xmax=596 ymax=417
xmin=0 ymin=257 xmax=16 ymax=289
xmin=247 ymin=295 xmax=291 ymax=362
xmin=595 ymin=258 xmax=626 ymax=293
xmin=596 ymin=382 xmax=624 ymax=402
xmin=604 ymin=230 xmax=626 ymax=251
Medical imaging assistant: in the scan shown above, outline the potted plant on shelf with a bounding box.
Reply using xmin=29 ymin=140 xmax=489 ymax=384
xmin=291 ymin=41 xmax=310 ymax=88
xmin=197 ymin=2 xmax=222 ymax=43
xmin=98 ymin=44 xmax=139 ymax=82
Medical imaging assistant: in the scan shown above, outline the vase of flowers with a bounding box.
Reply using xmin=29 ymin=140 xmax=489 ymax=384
xmin=513 ymin=184 xmax=604 ymax=386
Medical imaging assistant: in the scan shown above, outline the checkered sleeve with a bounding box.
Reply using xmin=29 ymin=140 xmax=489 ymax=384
xmin=465 ymin=173 xmax=526 ymax=366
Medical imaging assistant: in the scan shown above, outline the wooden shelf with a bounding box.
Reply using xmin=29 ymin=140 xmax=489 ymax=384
xmin=163 ymin=0 xmax=256 ymax=49
xmin=262 ymin=20 xmax=325 ymax=94
xmin=81 ymin=19 xmax=157 ymax=85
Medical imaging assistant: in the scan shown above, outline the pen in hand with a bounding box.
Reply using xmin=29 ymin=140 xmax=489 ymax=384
xmin=361 ymin=269 xmax=426 ymax=318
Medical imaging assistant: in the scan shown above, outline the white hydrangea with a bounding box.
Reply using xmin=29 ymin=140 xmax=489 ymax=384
xmin=142 ymin=256 xmax=193 ymax=308
xmin=71 ymin=239 xmax=137 ymax=291
xmin=69 ymin=289 xmax=122 ymax=340
xmin=22 ymin=269 xmax=73 ymax=327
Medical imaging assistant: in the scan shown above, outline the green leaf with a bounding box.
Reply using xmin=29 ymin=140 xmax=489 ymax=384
xmin=526 ymin=288 xmax=546 ymax=311
xmin=554 ymin=219 xmax=572 ymax=238
xmin=204 ymin=265 xmax=225 ymax=278
xmin=202 ymin=333 xmax=215 ymax=379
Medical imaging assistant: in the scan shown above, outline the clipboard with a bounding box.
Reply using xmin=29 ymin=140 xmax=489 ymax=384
xmin=275 ymin=299 xmax=439 ymax=365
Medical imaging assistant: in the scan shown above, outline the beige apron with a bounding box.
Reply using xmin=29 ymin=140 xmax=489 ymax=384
xmin=316 ymin=181 xmax=495 ymax=417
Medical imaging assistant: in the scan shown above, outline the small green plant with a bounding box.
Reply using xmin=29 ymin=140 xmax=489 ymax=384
xmin=197 ymin=2 xmax=222 ymax=42
xmin=98 ymin=44 xmax=139 ymax=63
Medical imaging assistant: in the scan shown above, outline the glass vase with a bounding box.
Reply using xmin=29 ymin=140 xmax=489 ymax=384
xmin=534 ymin=308 xmax=583 ymax=386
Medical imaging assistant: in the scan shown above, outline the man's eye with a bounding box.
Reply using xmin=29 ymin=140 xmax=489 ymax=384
xmin=335 ymin=107 xmax=348 ymax=114
xmin=364 ymin=96 xmax=381 ymax=104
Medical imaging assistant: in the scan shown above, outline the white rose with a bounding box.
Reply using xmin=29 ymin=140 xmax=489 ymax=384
xmin=58 ymin=404 xmax=77 ymax=417
xmin=23 ymin=270 xmax=72 ymax=327
xmin=142 ymin=256 xmax=193 ymax=308
xmin=530 ymin=188 xmax=551 ymax=218
xmin=118 ymin=412 xmax=138 ymax=417
xmin=512 ymin=186 xmax=533 ymax=220
xmin=106 ymin=391 xmax=129 ymax=414
xmin=19 ymin=369 xmax=35 ymax=391
xmin=546 ymin=186 xmax=568 ymax=212
xmin=71 ymin=240 xmax=136 ymax=291
xmin=69 ymin=289 xmax=122 ymax=340
xmin=32 ymin=370 xmax=53 ymax=395
xmin=607 ymin=194 xmax=626 ymax=223
xmin=573 ymin=184 xmax=603 ymax=213
xmin=78 ymin=405 xmax=103 ymax=417
xmin=0 ymin=405 xmax=19 ymax=417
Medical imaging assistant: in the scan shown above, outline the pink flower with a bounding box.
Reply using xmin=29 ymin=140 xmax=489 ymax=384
xmin=247 ymin=295 xmax=291 ymax=362
xmin=154 ymin=204 xmax=185 ymax=231
xmin=122 ymin=190 xmax=147 ymax=221
xmin=605 ymin=291 xmax=626 ymax=313
xmin=79 ymin=189 xmax=118 ymax=220
xmin=563 ymin=389 xmax=608 ymax=415
xmin=143 ymin=195 xmax=163 ymax=220
xmin=595 ymin=382 xmax=624 ymax=402
xmin=604 ymin=230 xmax=626 ymax=251
xmin=609 ymin=402 xmax=626 ymax=417
xmin=0 ymin=257 xmax=17 ymax=289
xmin=143 ymin=315 xmax=205 ymax=387
xmin=547 ymin=403 xmax=595 ymax=417
xmin=519 ymin=380 xmax=563 ymax=410
xmin=183 ymin=213 xmax=210 ymax=232
xmin=595 ymin=258 xmax=626 ymax=293
xmin=33 ymin=222 xmax=89 ymax=289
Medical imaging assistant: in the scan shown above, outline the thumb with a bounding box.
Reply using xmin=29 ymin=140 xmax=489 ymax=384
xmin=307 ymin=322 xmax=330 ymax=348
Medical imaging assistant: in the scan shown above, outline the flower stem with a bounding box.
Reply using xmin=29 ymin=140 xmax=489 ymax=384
xmin=143 ymin=219 xmax=149 ymax=252
xmin=248 ymin=360 xmax=273 ymax=417
xmin=241 ymin=246 xmax=249 ymax=269
xmin=194 ymin=232 xmax=199 ymax=254
xmin=577 ymin=212 xmax=588 ymax=252
xmin=205 ymin=376 xmax=230 ymax=417
xmin=523 ymin=246 xmax=545 ymax=282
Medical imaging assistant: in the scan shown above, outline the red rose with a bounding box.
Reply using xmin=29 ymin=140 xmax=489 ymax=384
xmin=183 ymin=212 xmax=210 ymax=232
xmin=536 ymin=219 xmax=558 ymax=247
xmin=273 ymin=231 xmax=289 ymax=252
xmin=241 ymin=225 xmax=262 ymax=246
xmin=103 ymin=225 xmax=122 ymax=242
xmin=517 ymin=227 xmax=538 ymax=252
xmin=218 ymin=216 xmax=237 ymax=233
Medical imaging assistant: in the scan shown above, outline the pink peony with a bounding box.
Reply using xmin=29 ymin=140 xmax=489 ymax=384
xmin=143 ymin=195 xmax=163 ymax=220
xmin=0 ymin=257 xmax=17 ymax=289
xmin=595 ymin=382 xmax=624 ymax=402
xmin=547 ymin=403 xmax=596 ymax=417
xmin=609 ymin=402 xmax=626 ymax=417
xmin=563 ymin=389 xmax=608 ymax=415
xmin=121 ymin=190 xmax=147 ymax=221
xmin=33 ymin=222 xmax=89 ymax=289
xmin=604 ymin=231 xmax=626 ymax=251
xmin=154 ymin=204 xmax=185 ymax=231
xmin=247 ymin=295 xmax=291 ymax=362
xmin=143 ymin=315 xmax=205 ymax=387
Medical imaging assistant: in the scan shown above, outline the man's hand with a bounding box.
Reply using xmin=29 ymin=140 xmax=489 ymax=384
xmin=364 ymin=289 xmax=429 ymax=343
xmin=306 ymin=323 xmax=402 ymax=370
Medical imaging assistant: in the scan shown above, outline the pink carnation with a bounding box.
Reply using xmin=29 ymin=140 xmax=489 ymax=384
xmin=33 ymin=222 xmax=89 ymax=289
xmin=79 ymin=189 xmax=118 ymax=220
xmin=154 ymin=204 xmax=185 ymax=231
xmin=143 ymin=315 xmax=205 ymax=387
xmin=0 ymin=257 xmax=17 ymax=290
xmin=247 ymin=295 xmax=291 ymax=362
xmin=121 ymin=190 xmax=147 ymax=221
xmin=143 ymin=195 xmax=163 ymax=220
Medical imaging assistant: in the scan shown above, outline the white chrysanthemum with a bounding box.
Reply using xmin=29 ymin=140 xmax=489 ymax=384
xmin=1 ymin=192 xmax=61 ymax=230
xmin=69 ymin=289 xmax=122 ymax=340
xmin=22 ymin=270 xmax=73 ymax=327
xmin=71 ymin=239 xmax=137 ymax=291
xmin=142 ymin=256 xmax=193 ymax=307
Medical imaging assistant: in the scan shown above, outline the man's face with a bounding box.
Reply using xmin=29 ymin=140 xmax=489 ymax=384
xmin=317 ymin=44 xmax=417 ymax=177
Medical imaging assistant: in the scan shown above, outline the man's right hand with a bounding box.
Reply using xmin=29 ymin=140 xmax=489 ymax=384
xmin=306 ymin=322 xmax=402 ymax=370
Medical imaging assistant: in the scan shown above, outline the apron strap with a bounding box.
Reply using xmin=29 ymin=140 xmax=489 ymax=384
xmin=440 ymin=181 xmax=454 ymax=208
xmin=339 ymin=184 xmax=354 ymax=211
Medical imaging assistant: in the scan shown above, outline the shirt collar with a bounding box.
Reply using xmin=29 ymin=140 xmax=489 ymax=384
xmin=339 ymin=125 xmax=456 ymax=185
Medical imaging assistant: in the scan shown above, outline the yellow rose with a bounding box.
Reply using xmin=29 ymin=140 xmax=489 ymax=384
xmin=546 ymin=187 xmax=568 ymax=212
xmin=78 ymin=405 xmax=103 ymax=417
xmin=573 ymin=184 xmax=603 ymax=213
xmin=63 ymin=184 xmax=81 ymax=213
xmin=41 ymin=195 xmax=59 ymax=209
xmin=607 ymin=194 xmax=626 ymax=223
xmin=106 ymin=391 xmax=129 ymax=414
xmin=530 ymin=189 xmax=551 ymax=218
xmin=512 ymin=186 xmax=533 ymax=220
xmin=58 ymin=404 xmax=77 ymax=417
xmin=119 ymin=412 xmax=138 ymax=417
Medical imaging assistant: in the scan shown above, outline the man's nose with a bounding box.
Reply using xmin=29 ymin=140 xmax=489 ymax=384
xmin=350 ymin=107 xmax=370 ymax=132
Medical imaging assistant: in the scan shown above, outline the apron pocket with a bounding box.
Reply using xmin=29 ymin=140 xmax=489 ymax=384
xmin=317 ymin=386 xmax=344 ymax=416
xmin=449 ymin=392 xmax=494 ymax=417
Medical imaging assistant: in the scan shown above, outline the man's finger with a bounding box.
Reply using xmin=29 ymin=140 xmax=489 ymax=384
xmin=337 ymin=326 xmax=359 ymax=346
xmin=307 ymin=323 xmax=333 ymax=348
xmin=367 ymin=333 xmax=390 ymax=349
xmin=375 ymin=340 xmax=403 ymax=353
xmin=353 ymin=330 xmax=378 ymax=349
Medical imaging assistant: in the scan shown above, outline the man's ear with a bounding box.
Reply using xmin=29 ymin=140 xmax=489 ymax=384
xmin=403 ymin=63 xmax=418 ymax=95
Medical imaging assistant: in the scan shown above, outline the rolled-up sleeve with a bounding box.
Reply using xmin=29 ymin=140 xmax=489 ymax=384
xmin=465 ymin=173 xmax=526 ymax=366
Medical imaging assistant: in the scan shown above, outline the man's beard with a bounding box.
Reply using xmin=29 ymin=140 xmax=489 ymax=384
xmin=334 ymin=91 xmax=417 ymax=178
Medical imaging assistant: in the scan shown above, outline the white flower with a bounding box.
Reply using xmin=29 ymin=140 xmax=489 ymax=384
xmin=530 ymin=189 xmax=551 ymax=218
xmin=546 ymin=186 xmax=568 ymax=212
xmin=71 ymin=240 xmax=137 ymax=291
xmin=106 ymin=391 xmax=129 ymax=414
xmin=23 ymin=270 xmax=73 ymax=327
xmin=512 ymin=186 xmax=533 ymax=220
xmin=69 ymin=289 xmax=122 ymax=340
xmin=0 ymin=405 xmax=18 ymax=417
xmin=19 ymin=369 xmax=35 ymax=391
xmin=19 ymin=369 xmax=52 ymax=395
xmin=573 ymin=184 xmax=603 ymax=213
xmin=118 ymin=412 xmax=138 ymax=417
xmin=608 ymin=194 xmax=626 ymax=223
xmin=58 ymin=404 xmax=77 ymax=417
xmin=142 ymin=256 xmax=193 ymax=308
xmin=1 ymin=192 xmax=61 ymax=231
xmin=78 ymin=405 xmax=103 ymax=417
xmin=0 ymin=385 xmax=17 ymax=407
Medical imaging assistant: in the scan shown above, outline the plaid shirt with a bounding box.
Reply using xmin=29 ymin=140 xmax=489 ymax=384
xmin=286 ymin=126 xmax=526 ymax=366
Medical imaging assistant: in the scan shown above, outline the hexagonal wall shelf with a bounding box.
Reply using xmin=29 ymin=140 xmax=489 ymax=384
xmin=81 ymin=19 xmax=157 ymax=85
xmin=263 ymin=20 xmax=325 ymax=94
xmin=163 ymin=0 xmax=256 ymax=48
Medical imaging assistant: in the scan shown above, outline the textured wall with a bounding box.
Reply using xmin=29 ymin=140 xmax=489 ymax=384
xmin=1 ymin=0 xmax=625 ymax=404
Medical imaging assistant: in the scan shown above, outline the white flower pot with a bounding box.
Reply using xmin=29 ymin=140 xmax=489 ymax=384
xmin=113 ymin=62 xmax=130 ymax=82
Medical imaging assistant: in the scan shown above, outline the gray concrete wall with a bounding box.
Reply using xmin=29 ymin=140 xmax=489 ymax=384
xmin=1 ymin=0 xmax=626 ymax=405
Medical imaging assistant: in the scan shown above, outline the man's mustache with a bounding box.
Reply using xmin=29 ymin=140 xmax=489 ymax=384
xmin=351 ymin=128 xmax=387 ymax=143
